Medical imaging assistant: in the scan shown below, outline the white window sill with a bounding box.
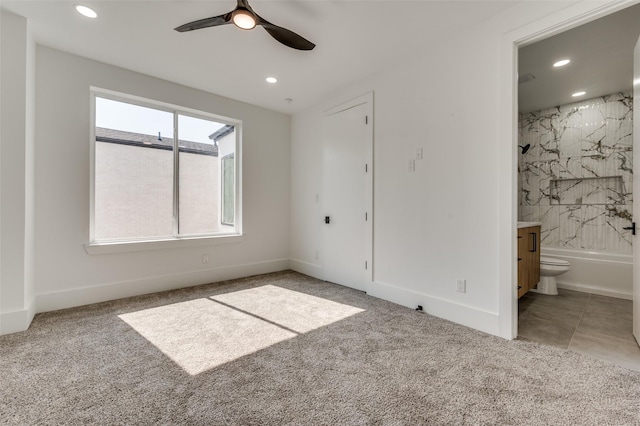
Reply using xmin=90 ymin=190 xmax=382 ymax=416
xmin=84 ymin=234 xmax=244 ymax=255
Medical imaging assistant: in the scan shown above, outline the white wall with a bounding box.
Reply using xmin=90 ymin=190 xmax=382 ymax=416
xmin=0 ymin=11 xmax=36 ymax=334
xmin=32 ymin=46 xmax=290 ymax=315
xmin=290 ymin=0 xmax=630 ymax=338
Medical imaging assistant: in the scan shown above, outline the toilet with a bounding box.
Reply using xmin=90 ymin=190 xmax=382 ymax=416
xmin=532 ymin=256 xmax=571 ymax=295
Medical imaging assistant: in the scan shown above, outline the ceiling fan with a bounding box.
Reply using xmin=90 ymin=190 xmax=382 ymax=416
xmin=174 ymin=0 xmax=316 ymax=51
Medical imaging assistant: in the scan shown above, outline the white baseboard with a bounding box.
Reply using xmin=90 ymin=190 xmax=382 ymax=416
xmin=289 ymin=258 xmax=324 ymax=280
xmin=36 ymin=258 xmax=290 ymax=314
xmin=557 ymin=281 xmax=632 ymax=300
xmin=0 ymin=298 xmax=36 ymax=335
xmin=368 ymin=280 xmax=500 ymax=337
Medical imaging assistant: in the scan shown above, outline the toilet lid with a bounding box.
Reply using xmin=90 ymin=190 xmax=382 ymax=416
xmin=540 ymin=256 xmax=570 ymax=266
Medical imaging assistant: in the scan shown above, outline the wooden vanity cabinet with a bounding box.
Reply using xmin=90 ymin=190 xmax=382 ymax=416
xmin=517 ymin=225 xmax=541 ymax=298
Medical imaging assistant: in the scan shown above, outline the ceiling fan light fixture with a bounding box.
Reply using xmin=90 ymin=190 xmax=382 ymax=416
xmin=232 ymin=9 xmax=256 ymax=30
xmin=174 ymin=0 xmax=315 ymax=50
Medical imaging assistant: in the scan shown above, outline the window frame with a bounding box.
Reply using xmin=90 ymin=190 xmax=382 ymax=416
xmin=87 ymin=87 xmax=243 ymax=254
xmin=221 ymin=153 xmax=235 ymax=227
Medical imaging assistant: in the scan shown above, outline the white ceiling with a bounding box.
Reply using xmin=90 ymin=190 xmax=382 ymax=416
xmin=518 ymin=2 xmax=640 ymax=113
xmin=1 ymin=0 xmax=516 ymax=115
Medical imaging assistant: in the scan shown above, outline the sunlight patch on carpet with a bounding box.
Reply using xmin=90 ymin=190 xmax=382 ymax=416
xmin=210 ymin=285 xmax=365 ymax=333
xmin=118 ymin=285 xmax=364 ymax=375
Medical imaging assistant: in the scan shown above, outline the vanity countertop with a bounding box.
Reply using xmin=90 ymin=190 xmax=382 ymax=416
xmin=517 ymin=221 xmax=542 ymax=229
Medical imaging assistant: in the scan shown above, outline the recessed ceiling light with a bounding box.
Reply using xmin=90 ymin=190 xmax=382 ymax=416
xmin=75 ymin=4 xmax=97 ymax=18
xmin=266 ymin=77 xmax=278 ymax=84
xmin=572 ymin=91 xmax=586 ymax=97
xmin=553 ymin=59 xmax=570 ymax=67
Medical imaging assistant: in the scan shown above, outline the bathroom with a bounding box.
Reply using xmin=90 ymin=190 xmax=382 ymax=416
xmin=516 ymin=4 xmax=640 ymax=369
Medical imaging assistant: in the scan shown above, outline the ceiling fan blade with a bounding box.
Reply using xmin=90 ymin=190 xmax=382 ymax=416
xmin=174 ymin=12 xmax=232 ymax=32
xmin=256 ymin=16 xmax=315 ymax=51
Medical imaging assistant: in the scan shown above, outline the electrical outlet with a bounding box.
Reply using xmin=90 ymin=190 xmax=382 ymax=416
xmin=202 ymin=254 xmax=209 ymax=264
xmin=457 ymin=279 xmax=466 ymax=293
xmin=408 ymin=159 xmax=415 ymax=172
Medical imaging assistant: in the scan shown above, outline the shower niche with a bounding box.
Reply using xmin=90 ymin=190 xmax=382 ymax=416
xmin=550 ymin=175 xmax=626 ymax=206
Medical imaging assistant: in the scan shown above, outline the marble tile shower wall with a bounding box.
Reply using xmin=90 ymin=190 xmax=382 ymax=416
xmin=518 ymin=92 xmax=633 ymax=254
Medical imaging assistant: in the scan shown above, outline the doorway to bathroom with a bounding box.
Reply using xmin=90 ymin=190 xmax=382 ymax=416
xmin=515 ymin=3 xmax=640 ymax=370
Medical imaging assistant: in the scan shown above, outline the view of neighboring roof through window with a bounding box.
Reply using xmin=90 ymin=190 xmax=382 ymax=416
xmin=96 ymin=98 xmax=226 ymax=145
xmin=92 ymin=94 xmax=239 ymax=244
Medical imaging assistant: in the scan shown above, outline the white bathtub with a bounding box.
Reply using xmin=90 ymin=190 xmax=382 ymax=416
xmin=540 ymin=247 xmax=632 ymax=300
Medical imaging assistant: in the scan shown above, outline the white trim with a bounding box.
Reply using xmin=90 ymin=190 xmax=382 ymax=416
xmin=172 ymin=110 xmax=180 ymax=236
xmin=36 ymin=258 xmax=290 ymax=314
xmin=324 ymin=94 xmax=370 ymax=116
xmin=364 ymin=93 xmax=374 ymax=284
xmin=0 ymin=298 xmax=36 ymax=336
xmin=220 ymin=152 xmax=236 ymax=226
xmin=0 ymin=310 xmax=29 ymax=335
xmin=498 ymin=24 xmax=519 ymax=340
xmin=289 ymin=258 xmax=324 ymax=280
xmin=84 ymin=234 xmax=244 ymax=254
xmin=89 ymin=92 xmax=97 ymax=241
xmin=368 ymin=280 xmax=500 ymax=336
xmin=235 ymin=123 xmax=243 ymax=234
xmin=556 ymin=282 xmax=632 ymax=301
xmin=499 ymin=0 xmax=638 ymax=340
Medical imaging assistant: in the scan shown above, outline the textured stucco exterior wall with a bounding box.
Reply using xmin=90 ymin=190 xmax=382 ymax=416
xmin=95 ymin=142 xmax=220 ymax=240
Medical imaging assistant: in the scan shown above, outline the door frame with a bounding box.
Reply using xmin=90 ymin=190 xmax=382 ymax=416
xmin=499 ymin=0 xmax=637 ymax=339
xmin=634 ymin=36 xmax=640 ymax=344
xmin=323 ymin=92 xmax=374 ymax=289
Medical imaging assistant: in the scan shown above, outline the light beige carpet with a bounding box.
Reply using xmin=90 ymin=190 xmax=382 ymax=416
xmin=1 ymin=270 xmax=640 ymax=424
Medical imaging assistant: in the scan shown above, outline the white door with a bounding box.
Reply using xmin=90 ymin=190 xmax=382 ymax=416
xmin=633 ymin=36 xmax=640 ymax=344
xmin=322 ymin=94 xmax=373 ymax=292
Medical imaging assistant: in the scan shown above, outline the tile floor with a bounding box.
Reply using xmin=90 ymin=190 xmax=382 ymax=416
xmin=518 ymin=288 xmax=640 ymax=371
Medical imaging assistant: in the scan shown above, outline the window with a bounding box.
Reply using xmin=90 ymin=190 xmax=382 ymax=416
xmin=91 ymin=89 xmax=241 ymax=245
xmin=221 ymin=154 xmax=235 ymax=226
